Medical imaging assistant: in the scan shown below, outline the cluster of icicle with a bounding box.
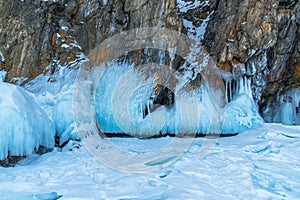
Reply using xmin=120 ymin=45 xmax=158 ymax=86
xmin=0 ymin=82 xmax=55 ymax=160
xmin=94 ymin=62 xmax=263 ymax=136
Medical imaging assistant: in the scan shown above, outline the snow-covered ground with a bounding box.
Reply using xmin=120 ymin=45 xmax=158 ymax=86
xmin=0 ymin=123 xmax=299 ymax=200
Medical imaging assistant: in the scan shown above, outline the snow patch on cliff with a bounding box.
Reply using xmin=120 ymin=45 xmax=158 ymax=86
xmin=177 ymin=0 xmax=212 ymax=42
xmin=0 ymin=52 xmax=5 ymax=63
xmin=177 ymin=0 xmax=210 ymax=13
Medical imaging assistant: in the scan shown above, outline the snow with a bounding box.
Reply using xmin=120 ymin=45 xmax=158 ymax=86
xmin=177 ymin=0 xmax=210 ymax=13
xmin=41 ymin=0 xmax=62 ymax=2
xmin=177 ymin=0 xmax=212 ymax=42
xmin=0 ymin=52 xmax=5 ymax=62
xmin=0 ymin=123 xmax=299 ymax=199
xmin=182 ymin=15 xmax=212 ymax=43
xmin=0 ymin=82 xmax=55 ymax=160
xmin=102 ymin=0 xmax=108 ymax=6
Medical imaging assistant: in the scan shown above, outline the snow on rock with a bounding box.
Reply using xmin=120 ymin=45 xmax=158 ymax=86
xmin=177 ymin=0 xmax=210 ymax=13
xmin=177 ymin=0 xmax=212 ymax=43
xmin=0 ymin=82 xmax=55 ymax=160
xmin=0 ymin=52 xmax=5 ymax=62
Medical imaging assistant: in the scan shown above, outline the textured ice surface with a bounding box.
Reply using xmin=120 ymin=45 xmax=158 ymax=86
xmin=0 ymin=123 xmax=299 ymax=199
xmin=2 ymin=192 xmax=62 ymax=200
xmin=0 ymin=82 xmax=55 ymax=160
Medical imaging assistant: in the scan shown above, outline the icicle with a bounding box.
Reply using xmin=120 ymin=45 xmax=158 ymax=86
xmin=147 ymin=100 xmax=150 ymax=116
xmin=138 ymin=102 xmax=142 ymax=119
xmin=293 ymin=91 xmax=299 ymax=108
xmin=241 ymin=77 xmax=244 ymax=94
xmin=229 ymin=80 xmax=232 ymax=102
xmin=237 ymin=77 xmax=240 ymax=96
xmin=243 ymin=76 xmax=247 ymax=94
xmin=235 ymin=76 xmax=252 ymax=97
xmin=225 ymin=80 xmax=228 ymax=104
xmin=142 ymin=102 xmax=145 ymax=119
xmin=280 ymin=95 xmax=295 ymax=125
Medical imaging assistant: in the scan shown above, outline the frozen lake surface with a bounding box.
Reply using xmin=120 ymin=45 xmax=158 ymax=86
xmin=0 ymin=123 xmax=299 ymax=199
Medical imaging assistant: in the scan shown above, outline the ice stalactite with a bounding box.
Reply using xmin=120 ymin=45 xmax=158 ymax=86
xmin=279 ymin=88 xmax=300 ymax=125
xmin=225 ymin=80 xmax=228 ymax=104
xmin=229 ymin=80 xmax=233 ymax=103
xmin=221 ymin=76 xmax=264 ymax=134
xmin=235 ymin=76 xmax=253 ymax=98
xmin=94 ymin=61 xmax=263 ymax=136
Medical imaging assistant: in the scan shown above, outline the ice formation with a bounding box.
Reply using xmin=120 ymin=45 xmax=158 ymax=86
xmin=222 ymin=77 xmax=264 ymax=133
xmin=0 ymin=82 xmax=55 ymax=160
xmin=279 ymin=88 xmax=300 ymax=125
xmin=0 ymin=70 xmax=6 ymax=82
xmin=94 ymin=62 xmax=263 ymax=136
xmin=25 ymin=65 xmax=81 ymax=145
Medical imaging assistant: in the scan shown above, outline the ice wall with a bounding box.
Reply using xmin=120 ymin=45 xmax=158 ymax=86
xmin=94 ymin=62 xmax=263 ymax=136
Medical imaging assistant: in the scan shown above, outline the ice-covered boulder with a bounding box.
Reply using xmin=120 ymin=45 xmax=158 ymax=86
xmin=0 ymin=82 xmax=55 ymax=160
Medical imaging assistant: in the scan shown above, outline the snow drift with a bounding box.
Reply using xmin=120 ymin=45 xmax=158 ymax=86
xmin=0 ymin=82 xmax=55 ymax=160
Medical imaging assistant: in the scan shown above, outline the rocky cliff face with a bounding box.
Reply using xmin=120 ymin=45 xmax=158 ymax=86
xmin=0 ymin=0 xmax=299 ymax=122
xmin=203 ymin=0 xmax=300 ymax=121
xmin=0 ymin=0 xmax=181 ymax=82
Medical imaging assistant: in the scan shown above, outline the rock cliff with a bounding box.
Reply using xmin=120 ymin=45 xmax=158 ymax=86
xmin=203 ymin=0 xmax=300 ymax=121
xmin=0 ymin=0 xmax=299 ymax=122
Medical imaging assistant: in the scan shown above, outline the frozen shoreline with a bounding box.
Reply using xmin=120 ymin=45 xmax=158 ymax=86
xmin=0 ymin=123 xmax=299 ymax=199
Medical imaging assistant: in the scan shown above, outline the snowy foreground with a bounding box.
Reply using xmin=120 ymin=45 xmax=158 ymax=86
xmin=0 ymin=123 xmax=299 ymax=200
